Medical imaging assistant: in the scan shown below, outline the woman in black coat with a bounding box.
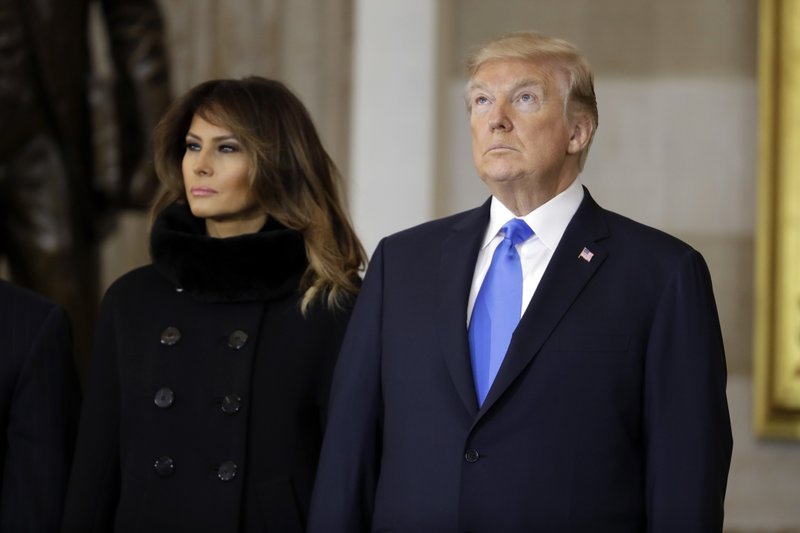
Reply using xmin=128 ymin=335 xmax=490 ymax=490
xmin=62 ymin=77 xmax=366 ymax=533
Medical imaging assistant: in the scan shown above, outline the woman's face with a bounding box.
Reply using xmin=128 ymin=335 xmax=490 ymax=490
xmin=182 ymin=113 xmax=266 ymax=237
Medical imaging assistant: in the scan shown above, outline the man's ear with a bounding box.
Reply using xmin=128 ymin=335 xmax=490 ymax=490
xmin=567 ymin=113 xmax=594 ymax=155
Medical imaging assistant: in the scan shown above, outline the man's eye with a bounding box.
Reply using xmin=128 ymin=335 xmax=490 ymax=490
xmin=520 ymin=93 xmax=535 ymax=103
xmin=475 ymin=95 xmax=489 ymax=105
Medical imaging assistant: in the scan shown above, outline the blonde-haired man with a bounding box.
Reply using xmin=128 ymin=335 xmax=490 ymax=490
xmin=310 ymin=32 xmax=731 ymax=532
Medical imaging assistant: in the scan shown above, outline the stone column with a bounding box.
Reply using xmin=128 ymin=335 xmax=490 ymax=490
xmin=348 ymin=0 xmax=452 ymax=256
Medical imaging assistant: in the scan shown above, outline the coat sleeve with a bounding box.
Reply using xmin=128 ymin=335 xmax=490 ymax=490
xmin=61 ymin=291 xmax=123 ymax=533
xmin=644 ymin=248 xmax=732 ymax=532
xmin=0 ymin=304 xmax=80 ymax=533
xmin=307 ymin=241 xmax=386 ymax=533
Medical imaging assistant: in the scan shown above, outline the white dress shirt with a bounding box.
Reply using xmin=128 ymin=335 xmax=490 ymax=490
xmin=466 ymin=178 xmax=585 ymax=325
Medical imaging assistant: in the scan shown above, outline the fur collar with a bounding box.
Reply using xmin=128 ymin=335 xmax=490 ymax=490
xmin=150 ymin=202 xmax=307 ymax=303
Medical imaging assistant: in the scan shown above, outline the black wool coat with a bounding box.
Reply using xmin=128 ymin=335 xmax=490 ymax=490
xmin=62 ymin=203 xmax=354 ymax=533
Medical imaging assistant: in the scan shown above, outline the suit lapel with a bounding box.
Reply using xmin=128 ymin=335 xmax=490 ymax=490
xmin=477 ymin=189 xmax=610 ymax=418
xmin=436 ymin=200 xmax=491 ymax=418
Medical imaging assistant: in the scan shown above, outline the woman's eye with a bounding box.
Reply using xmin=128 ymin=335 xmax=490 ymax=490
xmin=219 ymin=144 xmax=239 ymax=153
xmin=185 ymin=142 xmax=200 ymax=152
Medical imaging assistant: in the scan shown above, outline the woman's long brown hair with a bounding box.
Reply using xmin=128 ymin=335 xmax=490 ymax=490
xmin=151 ymin=76 xmax=366 ymax=312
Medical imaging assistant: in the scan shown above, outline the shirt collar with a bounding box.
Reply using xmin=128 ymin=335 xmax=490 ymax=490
xmin=482 ymin=177 xmax=585 ymax=251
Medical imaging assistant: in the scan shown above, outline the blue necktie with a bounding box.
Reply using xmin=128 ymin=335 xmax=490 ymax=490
xmin=468 ymin=218 xmax=534 ymax=406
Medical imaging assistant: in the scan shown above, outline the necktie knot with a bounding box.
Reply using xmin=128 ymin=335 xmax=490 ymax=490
xmin=501 ymin=218 xmax=533 ymax=246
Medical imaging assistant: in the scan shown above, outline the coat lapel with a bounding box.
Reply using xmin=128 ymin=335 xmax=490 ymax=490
xmin=436 ymin=200 xmax=491 ymax=418
xmin=477 ymin=189 xmax=610 ymax=418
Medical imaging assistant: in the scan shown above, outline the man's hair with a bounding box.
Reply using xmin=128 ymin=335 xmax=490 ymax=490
xmin=465 ymin=31 xmax=598 ymax=169
xmin=151 ymin=76 xmax=366 ymax=312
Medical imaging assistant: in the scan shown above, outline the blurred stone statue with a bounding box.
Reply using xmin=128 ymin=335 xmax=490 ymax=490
xmin=0 ymin=0 xmax=171 ymax=377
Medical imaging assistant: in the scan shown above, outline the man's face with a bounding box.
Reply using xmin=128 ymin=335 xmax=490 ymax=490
xmin=468 ymin=58 xmax=578 ymax=200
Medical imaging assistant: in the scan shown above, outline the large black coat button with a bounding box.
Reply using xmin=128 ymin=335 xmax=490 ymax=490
xmin=221 ymin=394 xmax=242 ymax=414
xmin=465 ymin=449 xmax=480 ymax=463
xmin=154 ymin=456 xmax=174 ymax=477
xmin=217 ymin=461 xmax=238 ymax=481
xmin=227 ymin=330 xmax=248 ymax=350
xmin=160 ymin=326 xmax=181 ymax=346
xmin=154 ymin=387 xmax=174 ymax=408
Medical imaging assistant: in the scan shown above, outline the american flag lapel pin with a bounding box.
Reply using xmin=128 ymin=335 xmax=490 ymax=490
xmin=578 ymin=247 xmax=594 ymax=263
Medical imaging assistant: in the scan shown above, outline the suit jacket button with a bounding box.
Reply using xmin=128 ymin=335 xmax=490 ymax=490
xmin=154 ymin=456 xmax=174 ymax=477
xmin=154 ymin=387 xmax=174 ymax=408
xmin=227 ymin=330 xmax=248 ymax=350
xmin=217 ymin=461 xmax=238 ymax=481
xmin=160 ymin=326 xmax=181 ymax=346
xmin=465 ymin=449 xmax=480 ymax=463
xmin=221 ymin=394 xmax=242 ymax=414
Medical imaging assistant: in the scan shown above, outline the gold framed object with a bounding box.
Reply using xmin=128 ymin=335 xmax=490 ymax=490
xmin=754 ymin=0 xmax=800 ymax=439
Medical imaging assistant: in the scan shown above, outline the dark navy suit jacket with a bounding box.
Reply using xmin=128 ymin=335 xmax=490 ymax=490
xmin=0 ymin=279 xmax=80 ymax=532
xmin=308 ymin=189 xmax=732 ymax=533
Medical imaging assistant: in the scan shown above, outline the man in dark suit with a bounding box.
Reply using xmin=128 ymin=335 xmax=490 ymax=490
xmin=0 ymin=279 xmax=81 ymax=531
xmin=308 ymin=31 xmax=732 ymax=532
